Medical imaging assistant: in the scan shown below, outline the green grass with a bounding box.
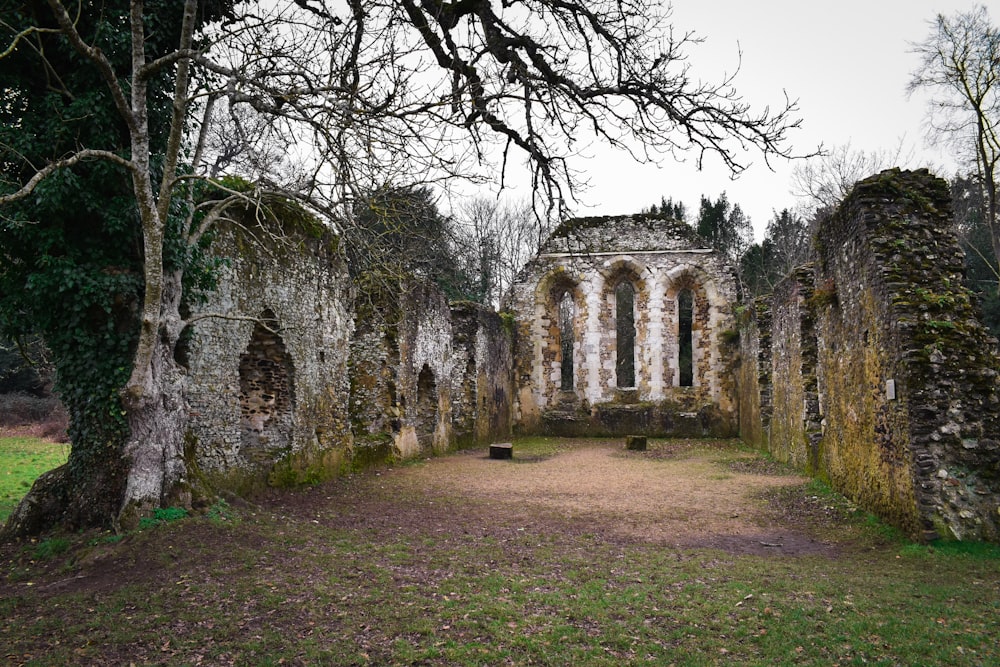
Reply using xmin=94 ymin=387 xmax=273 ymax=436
xmin=5 ymin=512 xmax=997 ymax=665
xmin=0 ymin=436 xmax=69 ymax=523
xmin=2 ymin=438 xmax=999 ymax=665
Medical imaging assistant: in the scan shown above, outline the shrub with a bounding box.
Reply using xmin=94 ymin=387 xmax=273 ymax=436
xmin=0 ymin=393 xmax=69 ymax=442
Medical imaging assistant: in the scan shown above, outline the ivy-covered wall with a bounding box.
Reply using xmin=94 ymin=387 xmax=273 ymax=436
xmin=740 ymin=169 xmax=1000 ymax=542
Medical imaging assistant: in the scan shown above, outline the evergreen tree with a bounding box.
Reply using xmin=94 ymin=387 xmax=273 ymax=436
xmin=348 ymin=186 xmax=474 ymax=302
xmin=642 ymin=196 xmax=688 ymax=222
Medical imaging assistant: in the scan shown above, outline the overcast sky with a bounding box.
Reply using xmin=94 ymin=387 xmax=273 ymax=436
xmin=566 ymin=0 xmax=982 ymax=239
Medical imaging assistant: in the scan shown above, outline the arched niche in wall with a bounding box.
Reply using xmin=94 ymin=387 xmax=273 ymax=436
xmin=238 ymin=309 xmax=296 ymax=459
xmin=415 ymin=363 xmax=438 ymax=447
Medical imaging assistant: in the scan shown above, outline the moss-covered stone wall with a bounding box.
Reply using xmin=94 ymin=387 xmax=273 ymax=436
xmin=740 ymin=169 xmax=1000 ymax=542
xmin=767 ymin=265 xmax=822 ymax=472
xmin=736 ymin=299 xmax=771 ymax=451
xmin=349 ymin=279 xmax=514 ymax=463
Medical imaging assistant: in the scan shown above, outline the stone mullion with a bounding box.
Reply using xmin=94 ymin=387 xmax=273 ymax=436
xmin=583 ymin=274 xmax=605 ymax=405
xmin=646 ymin=271 xmax=665 ymax=399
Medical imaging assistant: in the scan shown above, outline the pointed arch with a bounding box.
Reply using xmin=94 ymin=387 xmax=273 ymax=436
xmin=615 ymin=280 xmax=636 ymax=388
xmin=601 ymin=257 xmax=648 ymax=392
xmin=534 ymin=267 xmax=582 ymax=398
xmin=677 ymin=289 xmax=694 ymax=386
xmin=415 ymin=363 xmax=438 ymax=447
xmin=664 ymin=266 xmax=718 ymax=390
xmin=557 ymin=290 xmax=575 ymax=390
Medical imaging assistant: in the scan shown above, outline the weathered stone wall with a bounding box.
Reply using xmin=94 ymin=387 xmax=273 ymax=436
xmin=736 ymin=300 xmax=771 ymax=450
xmin=349 ymin=279 xmax=513 ymax=462
xmin=183 ymin=218 xmax=353 ymax=490
xmin=768 ymin=265 xmax=822 ymax=472
xmin=739 ymin=169 xmax=1000 ymax=541
xmin=507 ymin=215 xmax=738 ymax=437
xmin=450 ymin=302 xmax=514 ymax=447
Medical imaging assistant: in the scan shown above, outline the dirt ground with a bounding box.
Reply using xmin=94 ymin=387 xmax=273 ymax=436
xmin=0 ymin=438 xmax=877 ymax=665
xmin=1 ymin=438 xmax=858 ymax=600
xmin=272 ymin=438 xmax=850 ymax=558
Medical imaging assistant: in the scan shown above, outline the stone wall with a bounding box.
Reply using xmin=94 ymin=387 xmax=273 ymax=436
xmin=450 ymin=302 xmax=514 ymax=447
xmin=739 ymin=169 xmax=1000 ymax=541
xmin=349 ymin=279 xmax=514 ymax=463
xmin=183 ymin=217 xmax=353 ymax=490
xmin=507 ymin=215 xmax=738 ymax=437
xmin=768 ymin=265 xmax=822 ymax=472
xmin=736 ymin=300 xmax=771 ymax=450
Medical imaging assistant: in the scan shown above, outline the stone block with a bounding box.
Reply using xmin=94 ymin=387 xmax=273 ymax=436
xmin=489 ymin=442 xmax=513 ymax=459
xmin=625 ymin=435 xmax=647 ymax=451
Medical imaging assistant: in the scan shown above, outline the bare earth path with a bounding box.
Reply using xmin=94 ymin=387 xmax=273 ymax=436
xmin=281 ymin=438 xmax=839 ymax=557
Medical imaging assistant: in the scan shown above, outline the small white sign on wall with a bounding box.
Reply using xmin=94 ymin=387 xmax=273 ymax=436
xmin=886 ymin=379 xmax=896 ymax=401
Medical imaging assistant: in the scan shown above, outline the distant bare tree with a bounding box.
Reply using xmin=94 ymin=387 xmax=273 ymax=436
xmin=454 ymin=197 xmax=548 ymax=307
xmin=790 ymin=140 xmax=915 ymax=216
xmin=910 ymin=5 xmax=1000 ymax=284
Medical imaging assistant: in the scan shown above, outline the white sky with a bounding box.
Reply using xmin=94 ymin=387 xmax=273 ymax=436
xmin=561 ymin=0 xmax=981 ymax=239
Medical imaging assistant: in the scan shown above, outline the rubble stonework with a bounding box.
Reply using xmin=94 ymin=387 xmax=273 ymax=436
xmin=505 ymin=215 xmax=738 ymax=436
xmin=450 ymin=302 xmax=514 ymax=447
xmin=183 ymin=218 xmax=354 ymax=488
xmin=348 ymin=280 xmax=514 ymax=464
xmin=740 ymin=169 xmax=1000 ymax=541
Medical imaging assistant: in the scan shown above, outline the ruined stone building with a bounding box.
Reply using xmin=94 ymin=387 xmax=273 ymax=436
xmin=182 ymin=215 xmax=512 ymax=490
xmin=738 ymin=170 xmax=1000 ymax=542
xmin=179 ymin=169 xmax=1000 ymax=543
xmin=505 ymin=216 xmax=737 ymax=437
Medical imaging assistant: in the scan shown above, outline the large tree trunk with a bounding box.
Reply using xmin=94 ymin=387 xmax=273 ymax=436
xmin=117 ymin=271 xmax=190 ymax=530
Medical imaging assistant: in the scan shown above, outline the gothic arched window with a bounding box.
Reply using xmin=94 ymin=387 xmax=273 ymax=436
xmin=615 ymin=281 xmax=636 ymax=388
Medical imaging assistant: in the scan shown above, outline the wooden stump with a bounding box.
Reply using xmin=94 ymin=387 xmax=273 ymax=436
xmin=625 ymin=435 xmax=647 ymax=451
xmin=489 ymin=442 xmax=513 ymax=459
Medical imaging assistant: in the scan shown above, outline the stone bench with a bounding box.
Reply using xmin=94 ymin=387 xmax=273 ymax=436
xmin=489 ymin=442 xmax=513 ymax=459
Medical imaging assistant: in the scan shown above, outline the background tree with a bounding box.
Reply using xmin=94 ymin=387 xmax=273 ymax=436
xmin=347 ymin=185 xmax=473 ymax=301
xmin=739 ymin=239 xmax=778 ymax=297
xmin=695 ymin=192 xmax=753 ymax=292
xmin=952 ymin=173 xmax=1000 ymax=334
xmin=739 ymin=208 xmax=811 ymax=297
xmin=1 ymin=0 xmax=805 ymax=533
xmin=790 ymin=140 xmax=915 ymax=218
xmin=910 ymin=5 xmax=1000 ymax=282
xmin=453 ymin=197 xmax=549 ymax=307
xmin=763 ymin=208 xmax=811 ymax=278
xmin=0 ymin=336 xmax=51 ymax=397
xmin=642 ymin=196 xmax=688 ymax=222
